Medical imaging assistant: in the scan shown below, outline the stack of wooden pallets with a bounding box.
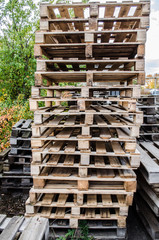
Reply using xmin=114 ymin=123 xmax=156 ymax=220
xmin=26 ymin=1 xmax=150 ymax=238
xmin=136 ymin=142 xmax=159 ymax=240
xmin=138 ymin=96 xmax=159 ymax=141
xmin=1 ymin=119 xmax=33 ymax=192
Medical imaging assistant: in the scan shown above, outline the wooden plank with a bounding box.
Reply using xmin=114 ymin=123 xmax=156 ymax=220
xmin=95 ymin=115 xmax=107 ymax=126
xmin=64 ymin=141 xmax=76 ymax=153
xmin=119 ymin=169 xmax=134 ymax=178
xmin=49 ymin=141 xmax=64 ymax=152
xmin=97 ymin=169 xmax=115 ymax=178
xmin=111 ymin=142 xmax=125 ymax=155
xmin=41 ymin=207 xmax=52 ymax=218
xmin=117 ymin=195 xmax=126 ymax=206
xmin=63 ymin=155 xmax=74 ymax=166
xmin=85 ymin=209 xmax=95 ymax=218
xmin=69 ymin=105 xmax=79 ymax=113
xmin=21 ymin=119 xmax=32 ymax=129
xmin=136 ymin=144 xmax=159 ymax=184
xmin=55 ymin=208 xmax=65 ymax=218
xmin=13 ymin=119 xmax=25 ymax=128
xmin=96 ymin=141 xmax=106 ymax=154
xmin=87 ymin=195 xmax=97 ymax=207
xmin=94 ymin=156 xmax=105 ymax=167
xmin=102 ymin=195 xmax=112 ymax=206
xmin=48 ymin=116 xmax=64 ymax=126
xmin=47 ymin=155 xmax=61 ymax=166
xmin=57 ymin=194 xmax=68 ymax=206
xmin=0 ymin=216 xmax=24 ymax=240
xmin=19 ymin=217 xmax=49 ymax=240
xmin=116 ymin=128 xmax=130 ymax=140
xmin=42 ymin=194 xmax=54 ymax=205
xmin=92 ymin=105 xmax=111 ymax=113
xmin=141 ymin=142 xmax=159 ymax=161
xmin=52 ymin=168 xmax=71 ymax=177
xmin=64 ymin=116 xmax=76 ymax=126
xmin=56 ymin=128 xmax=73 ymax=138
xmin=104 ymin=115 xmax=122 ymax=126
xmin=100 ymin=209 xmax=110 ymax=218
xmin=108 ymin=156 xmax=121 ymax=167
xmin=100 ymin=128 xmax=111 ymax=139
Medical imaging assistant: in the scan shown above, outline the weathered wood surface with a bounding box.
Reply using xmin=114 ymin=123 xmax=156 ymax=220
xmin=0 ymin=215 xmax=49 ymax=240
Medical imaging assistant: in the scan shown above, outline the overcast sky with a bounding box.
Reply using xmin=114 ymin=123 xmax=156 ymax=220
xmin=145 ymin=0 xmax=159 ymax=75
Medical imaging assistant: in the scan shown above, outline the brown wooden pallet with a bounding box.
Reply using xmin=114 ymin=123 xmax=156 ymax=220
xmin=40 ymin=16 xmax=149 ymax=32
xmin=31 ymin=140 xmax=140 ymax=168
xmin=33 ymin=106 xmax=143 ymax=125
xmin=35 ymin=29 xmax=147 ymax=45
xmin=32 ymin=84 xmax=141 ymax=99
xmin=31 ymin=154 xmax=137 ymax=171
xmin=32 ymin=166 xmax=136 ymax=180
xmin=31 ymin=138 xmax=137 ymax=155
xmin=40 ymin=2 xmax=150 ymax=20
xmin=31 ymin=163 xmax=136 ymax=178
xmin=30 ymin=98 xmax=138 ymax=113
xmin=32 ymin=123 xmax=140 ymax=139
xmin=25 ymin=208 xmax=127 ymax=229
xmin=34 ymin=42 xmax=145 ymax=60
xmin=27 ymin=192 xmax=133 ymax=208
xmin=32 ymin=177 xmax=136 ymax=193
xmin=33 ymin=70 xmax=145 ymax=86
xmin=26 ymin=203 xmax=128 ymax=223
xmin=36 ymin=59 xmax=144 ymax=73
xmin=31 ymin=126 xmax=136 ymax=142
xmin=26 ymin=194 xmax=130 ymax=218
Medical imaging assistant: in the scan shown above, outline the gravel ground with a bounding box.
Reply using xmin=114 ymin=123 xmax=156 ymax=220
xmin=0 ymin=192 xmax=151 ymax=239
xmin=0 ymin=191 xmax=28 ymax=217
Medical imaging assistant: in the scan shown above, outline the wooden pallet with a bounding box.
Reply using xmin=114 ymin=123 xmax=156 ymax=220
xmin=137 ymin=174 xmax=159 ymax=217
xmin=0 ymin=148 xmax=10 ymax=173
xmin=36 ymin=59 xmax=144 ymax=73
xmin=135 ymin=194 xmax=159 ymax=240
xmin=34 ymin=42 xmax=145 ymax=60
xmin=30 ymin=96 xmax=138 ymax=112
xmin=31 ymin=127 xmax=137 ymax=149
xmin=0 ymin=214 xmax=49 ymax=240
xmin=33 ymin=106 xmax=143 ymax=126
xmin=32 ymin=84 xmax=141 ymax=98
xmin=50 ymin=227 xmax=126 ymax=240
xmin=26 ymin=209 xmax=127 ymax=229
xmin=32 ymin=139 xmax=138 ymax=155
xmin=1 ymin=175 xmax=33 ymax=191
xmin=33 ymin=71 xmax=145 ymax=87
xmin=39 ymin=2 xmax=150 ymax=19
xmin=137 ymin=143 xmax=159 ymax=184
xmin=3 ymin=160 xmax=31 ymax=174
xmin=31 ymin=154 xmax=138 ymax=173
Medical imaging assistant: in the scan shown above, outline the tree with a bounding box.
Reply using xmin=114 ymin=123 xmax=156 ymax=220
xmin=0 ymin=0 xmax=39 ymax=101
